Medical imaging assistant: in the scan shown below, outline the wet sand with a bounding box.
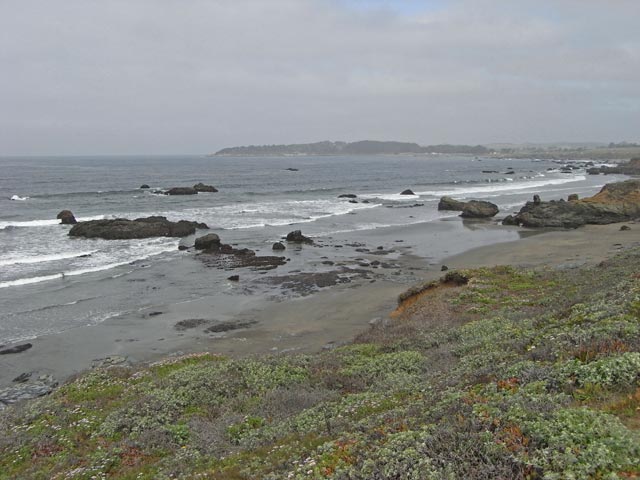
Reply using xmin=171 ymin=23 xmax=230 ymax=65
xmin=2 ymin=218 xmax=639 ymax=390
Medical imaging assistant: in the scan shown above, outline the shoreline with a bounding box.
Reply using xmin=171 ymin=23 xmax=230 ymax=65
xmin=2 ymin=217 xmax=640 ymax=398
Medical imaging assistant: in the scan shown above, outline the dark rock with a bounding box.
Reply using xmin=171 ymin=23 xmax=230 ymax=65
xmin=362 ymin=200 xmax=371 ymax=204
xmin=12 ymin=372 xmax=31 ymax=383
xmin=57 ymin=210 xmax=77 ymax=225
xmin=460 ymin=200 xmax=499 ymax=218
xmin=140 ymin=184 xmax=150 ymax=189
xmin=195 ymin=233 xmax=221 ymax=250
xmin=621 ymin=225 xmax=631 ymax=231
xmin=148 ymin=311 xmax=163 ymax=317
xmin=504 ymin=171 xmax=515 ymax=175
xmin=178 ymin=245 xmax=189 ymax=251
xmin=272 ymin=242 xmax=286 ymax=251
xmin=321 ymin=260 xmax=335 ymax=265
xmin=193 ymin=182 xmax=218 ymax=193
xmin=338 ymin=194 xmax=357 ymax=198
xmin=175 ymin=319 xmax=208 ymax=331
xmin=533 ymin=195 xmax=541 ymax=205
xmin=502 ymin=215 xmax=520 ymax=226
xmin=0 ymin=343 xmax=32 ymax=355
xmin=286 ymin=230 xmax=313 ymax=244
xmin=438 ymin=196 xmax=466 ymax=211
xmin=568 ymin=194 xmax=579 ymax=202
xmin=227 ymin=275 xmax=240 ymax=281
xmin=69 ymin=216 xmax=207 ymax=240
xmin=166 ymin=187 xmax=198 ymax=195
xmin=348 ymin=199 xmax=358 ymax=204
xmin=400 ymin=189 xmax=415 ymax=195
xmin=205 ymin=320 xmax=257 ymax=333
xmin=511 ymin=179 xmax=640 ymax=228
xmin=482 ymin=170 xmax=499 ymax=173
xmin=441 ymin=265 xmax=449 ymax=271
xmin=285 ymin=168 xmax=299 ymax=172
xmin=0 ymin=343 xmax=33 ymax=355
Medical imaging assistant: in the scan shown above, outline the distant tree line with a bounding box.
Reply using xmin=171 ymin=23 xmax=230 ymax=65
xmin=215 ymin=140 xmax=489 ymax=156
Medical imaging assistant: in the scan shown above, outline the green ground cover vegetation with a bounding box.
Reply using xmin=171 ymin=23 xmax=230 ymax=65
xmin=1 ymin=248 xmax=639 ymax=479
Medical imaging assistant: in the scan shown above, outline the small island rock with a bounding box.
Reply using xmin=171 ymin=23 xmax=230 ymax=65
xmin=400 ymin=189 xmax=415 ymax=195
xmin=56 ymin=210 xmax=77 ymax=225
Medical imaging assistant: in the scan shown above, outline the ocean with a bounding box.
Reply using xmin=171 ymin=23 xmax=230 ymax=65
xmin=0 ymin=154 xmax=624 ymax=345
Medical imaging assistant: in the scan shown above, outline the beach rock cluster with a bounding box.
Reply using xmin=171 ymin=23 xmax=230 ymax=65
xmin=438 ymin=196 xmax=499 ymax=218
xmin=69 ymin=216 xmax=208 ymax=239
xmin=504 ymin=179 xmax=640 ymax=228
xmin=587 ymin=157 xmax=640 ymax=175
xmin=195 ymin=233 xmax=286 ymax=271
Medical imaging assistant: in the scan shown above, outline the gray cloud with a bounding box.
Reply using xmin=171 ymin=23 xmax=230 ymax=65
xmin=0 ymin=0 xmax=638 ymax=154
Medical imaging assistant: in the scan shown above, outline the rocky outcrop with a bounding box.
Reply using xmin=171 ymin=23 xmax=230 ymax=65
xmin=587 ymin=158 xmax=640 ymax=175
xmin=272 ymin=242 xmax=286 ymax=251
xmin=166 ymin=187 xmax=198 ymax=195
xmin=56 ymin=210 xmax=77 ymax=225
xmin=400 ymin=189 xmax=415 ymax=195
xmin=140 ymin=184 xmax=150 ymax=189
xmin=193 ymin=183 xmax=218 ymax=193
xmin=69 ymin=216 xmax=208 ymax=239
xmin=460 ymin=201 xmax=499 ymax=218
xmin=338 ymin=194 xmax=357 ymax=199
xmin=194 ymin=233 xmax=221 ymax=250
xmin=568 ymin=194 xmax=579 ymax=201
xmin=286 ymin=230 xmax=313 ymax=244
xmin=438 ymin=196 xmax=467 ymax=211
xmin=199 ymin=245 xmax=286 ymax=271
xmin=504 ymin=180 xmax=640 ymax=228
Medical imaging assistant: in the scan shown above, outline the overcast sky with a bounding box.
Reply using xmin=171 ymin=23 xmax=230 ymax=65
xmin=1 ymin=0 xmax=639 ymax=155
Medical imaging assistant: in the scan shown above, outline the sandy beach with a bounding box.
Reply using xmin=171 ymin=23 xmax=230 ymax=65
xmin=2 ymin=217 xmax=639 ymax=390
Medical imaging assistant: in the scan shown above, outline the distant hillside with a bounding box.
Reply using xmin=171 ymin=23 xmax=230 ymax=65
xmin=214 ymin=140 xmax=489 ymax=156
